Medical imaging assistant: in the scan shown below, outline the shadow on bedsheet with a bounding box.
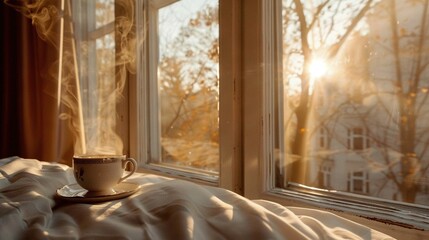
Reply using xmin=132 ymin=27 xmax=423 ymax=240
xmin=0 ymin=157 xmax=394 ymax=240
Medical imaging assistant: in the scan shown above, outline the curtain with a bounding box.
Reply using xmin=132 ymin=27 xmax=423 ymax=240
xmin=1 ymin=0 xmax=136 ymax=165
xmin=0 ymin=1 xmax=78 ymax=165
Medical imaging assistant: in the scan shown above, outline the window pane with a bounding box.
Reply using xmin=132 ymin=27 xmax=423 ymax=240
xmin=353 ymin=136 xmax=363 ymax=150
xmin=89 ymin=33 xmax=117 ymax=153
xmin=72 ymin=1 xmax=118 ymax=155
xmin=96 ymin=0 xmax=115 ymax=28
xmin=279 ymin=0 xmax=429 ymax=206
xmin=151 ymin=0 xmax=219 ymax=173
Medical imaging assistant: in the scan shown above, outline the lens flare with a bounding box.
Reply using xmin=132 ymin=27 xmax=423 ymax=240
xmin=309 ymin=58 xmax=328 ymax=79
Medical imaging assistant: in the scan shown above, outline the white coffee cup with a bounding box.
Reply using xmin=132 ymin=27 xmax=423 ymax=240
xmin=73 ymin=155 xmax=137 ymax=195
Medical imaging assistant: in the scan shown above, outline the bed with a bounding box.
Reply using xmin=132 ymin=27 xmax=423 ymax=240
xmin=0 ymin=156 xmax=394 ymax=239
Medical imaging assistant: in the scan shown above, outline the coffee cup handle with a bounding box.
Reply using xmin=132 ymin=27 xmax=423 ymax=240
xmin=119 ymin=158 xmax=137 ymax=183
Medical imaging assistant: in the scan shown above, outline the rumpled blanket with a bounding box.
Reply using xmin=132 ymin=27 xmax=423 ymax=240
xmin=0 ymin=157 xmax=394 ymax=239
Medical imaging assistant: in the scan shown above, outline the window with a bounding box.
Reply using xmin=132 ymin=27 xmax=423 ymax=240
xmin=133 ymin=0 xmax=241 ymax=190
xmin=269 ymin=0 xmax=429 ymax=230
xmin=146 ymin=0 xmax=219 ymax=176
xmin=131 ymin=0 xmax=429 ymax=233
xmin=237 ymin=0 xmax=429 ymax=233
xmin=347 ymin=127 xmax=370 ymax=151
xmin=71 ymin=0 xmax=122 ymax=155
xmin=347 ymin=170 xmax=369 ymax=194
xmin=319 ymin=127 xmax=328 ymax=148
xmin=318 ymin=163 xmax=332 ymax=189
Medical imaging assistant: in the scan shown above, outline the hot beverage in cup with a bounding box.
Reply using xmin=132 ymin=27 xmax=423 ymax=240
xmin=73 ymin=155 xmax=137 ymax=196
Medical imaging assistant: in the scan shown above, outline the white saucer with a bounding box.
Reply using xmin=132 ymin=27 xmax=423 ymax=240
xmin=56 ymin=182 xmax=141 ymax=203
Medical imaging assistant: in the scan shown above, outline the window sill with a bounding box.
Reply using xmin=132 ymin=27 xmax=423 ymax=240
xmin=137 ymin=163 xmax=219 ymax=186
xmin=257 ymin=186 xmax=429 ymax=239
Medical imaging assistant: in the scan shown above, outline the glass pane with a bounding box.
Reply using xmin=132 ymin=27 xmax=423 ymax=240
xmin=72 ymin=2 xmax=118 ymax=155
xmin=96 ymin=0 xmax=115 ymax=28
xmin=88 ymin=33 xmax=117 ymax=153
xmin=155 ymin=0 xmax=219 ymax=173
xmin=279 ymin=0 xmax=429 ymax=205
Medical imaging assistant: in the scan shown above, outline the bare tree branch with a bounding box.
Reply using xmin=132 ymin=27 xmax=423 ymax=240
xmin=328 ymin=0 xmax=374 ymax=58
xmin=308 ymin=0 xmax=330 ymax=32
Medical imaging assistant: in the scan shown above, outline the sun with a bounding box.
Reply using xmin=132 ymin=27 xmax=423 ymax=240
xmin=309 ymin=58 xmax=328 ymax=79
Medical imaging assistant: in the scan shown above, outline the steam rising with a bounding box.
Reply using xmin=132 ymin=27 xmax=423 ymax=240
xmin=5 ymin=0 xmax=137 ymax=156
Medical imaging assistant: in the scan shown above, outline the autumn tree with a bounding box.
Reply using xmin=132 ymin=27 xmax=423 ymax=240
xmin=282 ymin=0 xmax=376 ymax=182
xmin=282 ymin=0 xmax=429 ymax=204
xmin=362 ymin=0 xmax=429 ymax=203
xmin=156 ymin=3 xmax=219 ymax=170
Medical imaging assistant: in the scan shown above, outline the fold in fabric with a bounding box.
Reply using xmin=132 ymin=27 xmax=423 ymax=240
xmin=0 ymin=157 xmax=395 ymax=240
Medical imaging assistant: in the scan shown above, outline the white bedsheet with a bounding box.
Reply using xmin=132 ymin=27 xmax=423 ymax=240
xmin=0 ymin=157 xmax=394 ymax=239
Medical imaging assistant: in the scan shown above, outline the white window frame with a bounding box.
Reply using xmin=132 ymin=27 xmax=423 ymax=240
xmin=242 ymin=0 xmax=429 ymax=237
xmin=347 ymin=170 xmax=369 ymax=194
xmin=130 ymin=0 xmax=242 ymax=192
xmin=347 ymin=127 xmax=370 ymax=151
xmin=129 ymin=0 xmax=429 ymax=237
xmin=319 ymin=127 xmax=328 ymax=148
xmin=319 ymin=164 xmax=331 ymax=188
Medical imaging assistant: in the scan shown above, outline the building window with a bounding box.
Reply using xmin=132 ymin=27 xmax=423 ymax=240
xmin=347 ymin=127 xmax=370 ymax=151
xmin=319 ymin=127 xmax=328 ymax=148
xmin=347 ymin=171 xmax=369 ymax=194
xmin=318 ymin=163 xmax=331 ymax=189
